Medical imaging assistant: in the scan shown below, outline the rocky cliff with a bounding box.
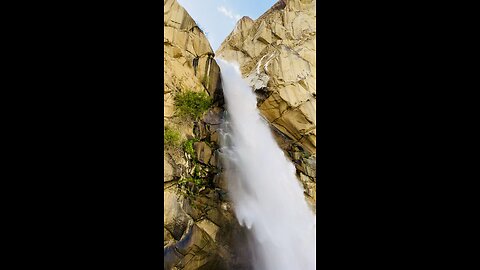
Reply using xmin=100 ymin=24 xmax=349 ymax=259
xmin=164 ymin=0 xmax=317 ymax=268
xmin=163 ymin=0 xmax=248 ymax=269
xmin=216 ymin=0 xmax=317 ymax=208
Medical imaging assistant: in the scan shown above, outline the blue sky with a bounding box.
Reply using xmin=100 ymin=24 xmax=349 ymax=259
xmin=177 ymin=0 xmax=277 ymax=51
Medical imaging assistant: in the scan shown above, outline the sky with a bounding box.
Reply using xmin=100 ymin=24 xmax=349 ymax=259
xmin=177 ymin=0 xmax=277 ymax=51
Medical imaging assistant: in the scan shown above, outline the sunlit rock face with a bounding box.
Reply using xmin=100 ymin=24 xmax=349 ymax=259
xmin=163 ymin=0 xmax=250 ymax=269
xmin=217 ymin=0 xmax=316 ymax=208
xmin=164 ymin=0 xmax=317 ymax=268
xmin=164 ymin=0 xmax=222 ymax=120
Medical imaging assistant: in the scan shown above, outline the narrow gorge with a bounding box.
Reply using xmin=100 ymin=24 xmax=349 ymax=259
xmin=164 ymin=0 xmax=316 ymax=269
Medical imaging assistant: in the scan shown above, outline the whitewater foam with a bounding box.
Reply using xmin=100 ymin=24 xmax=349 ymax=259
xmin=217 ymin=59 xmax=316 ymax=270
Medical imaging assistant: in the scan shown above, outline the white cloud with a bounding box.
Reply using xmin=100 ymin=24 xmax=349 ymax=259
xmin=217 ymin=6 xmax=242 ymax=22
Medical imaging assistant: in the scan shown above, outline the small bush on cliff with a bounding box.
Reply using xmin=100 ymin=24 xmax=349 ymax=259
xmin=183 ymin=138 xmax=198 ymax=158
xmin=178 ymin=177 xmax=208 ymax=196
xmin=164 ymin=126 xmax=181 ymax=147
xmin=174 ymin=90 xmax=212 ymax=120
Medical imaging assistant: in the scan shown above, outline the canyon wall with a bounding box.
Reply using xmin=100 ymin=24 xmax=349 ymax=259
xmin=216 ymin=0 xmax=317 ymax=208
xmin=164 ymin=0 xmax=248 ymax=269
xmin=163 ymin=0 xmax=317 ymax=268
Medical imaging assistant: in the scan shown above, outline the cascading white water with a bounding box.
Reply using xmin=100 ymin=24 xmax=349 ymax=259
xmin=217 ymin=59 xmax=316 ymax=270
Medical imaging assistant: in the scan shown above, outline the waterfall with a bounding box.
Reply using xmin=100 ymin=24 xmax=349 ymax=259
xmin=217 ymin=59 xmax=316 ymax=270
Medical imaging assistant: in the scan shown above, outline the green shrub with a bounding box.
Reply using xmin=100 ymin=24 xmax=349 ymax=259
xmin=164 ymin=126 xmax=181 ymax=146
xmin=177 ymin=177 xmax=207 ymax=197
xmin=183 ymin=138 xmax=198 ymax=157
xmin=174 ymin=90 xmax=212 ymax=119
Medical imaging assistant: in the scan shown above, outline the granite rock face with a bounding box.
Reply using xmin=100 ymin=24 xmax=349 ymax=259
xmin=164 ymin=0 xmax=223 ymax=120
xmin=163 ymin=0 xmax=249 ymax=269
xmin=216 ymin=0 xmax=317 ymax=208
xmin=164 ymin=0 xmax=317 ymax=268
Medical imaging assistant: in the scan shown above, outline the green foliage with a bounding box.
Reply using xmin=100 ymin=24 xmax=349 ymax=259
xmin=164 ymin=126 xmax=181 ymax=146
xmin=183 ymin=138 xmax=198 ymax=157
xmin=177 ymin=177 xmax=207 ymax=197
xmin=174 ymin=90 xmax=212 ymax=119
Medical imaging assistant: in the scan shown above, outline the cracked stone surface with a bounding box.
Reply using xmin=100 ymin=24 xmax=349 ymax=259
xmin=216 ymin=0 xmax=317 ymax=210
xmin=217 ymin=1 xmax=316 ymax=155
xmin=165 ymin=0 xmax=317 ymax=268
xmin=164 ymin=1 xmax=252 ymax=269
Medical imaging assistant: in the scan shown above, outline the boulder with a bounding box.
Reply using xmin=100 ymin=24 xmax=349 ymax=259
xmin=193 ymin=141 xmax=212 ymax=165
xmin=164 ymin=155 xmax=175 ymax=182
